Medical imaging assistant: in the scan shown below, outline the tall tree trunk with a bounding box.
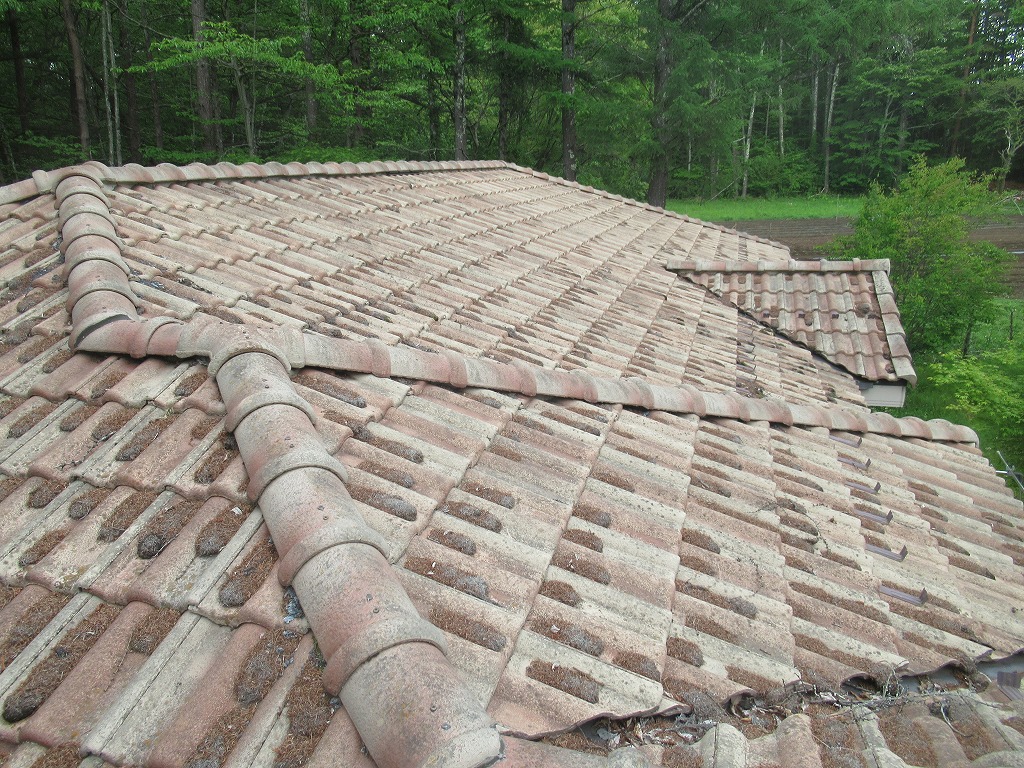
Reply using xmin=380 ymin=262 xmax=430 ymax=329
xmin=427 ymin=73 xmax=441 ymax=160
xmin=6 ymin=9 xmax=30 ymax=133
xmin=895 ymin=103 xmax=909 ymax=178
xmin=300 ymin=0 xmax=317 ymax=132
xmin=101 ymin=0 xmax=122 ymax=165
xmin=777 ymin=38 xmax=784 ymax=157
xmin=646 ymin=0 xmax=671 ymax=205
xmin=0 ymin=120 xmax=15 ymax=181
xmin=141 ymin=3 xmax=163 ymax=150
xmin=101 ymin=0 xmax=114 ymax=163
xmin=823 ymin=60 xmax=839 ymax=194
xmin=741 ymin=93 xmax=756 ymax=198
xmin=497 ymin=13 xmax=511 ymax=162
xmin=810 ymin=61 xmax=819 ymax=147
xmin=561 ymin=0 xmax=578 ymax=181
xmin=191 ymin=0 xmax=219 ymax=154
xmin=118 ymin=0 xmax=141 ymax=162
xmin=231 ymin=59 xmax=256 ymax=156
xmin=61 ymin=0 xmax=90 ymax=157
xmin=950 ymin=1 xmax=980 ymax=156
xmin=348 ymin=2 xmax=366 ymax=148
xmin=452 ymin=3 xmax=468 ymax=160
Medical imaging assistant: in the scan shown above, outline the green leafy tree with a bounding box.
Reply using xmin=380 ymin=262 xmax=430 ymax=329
xmin=973 ymin=74 xmax=1024 ymax=191
xmin=833 ymin=157 xmax=1010 ymax=354
xmin=928 ymin=346 xmax=1024 ymax=447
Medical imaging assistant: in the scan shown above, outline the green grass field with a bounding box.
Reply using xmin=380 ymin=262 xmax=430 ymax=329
xmin=666 ymin=195 xmax=864 ymax=221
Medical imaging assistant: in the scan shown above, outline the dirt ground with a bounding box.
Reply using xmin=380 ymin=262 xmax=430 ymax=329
xmin=720 ymin=216 xmax=1024 ymax=298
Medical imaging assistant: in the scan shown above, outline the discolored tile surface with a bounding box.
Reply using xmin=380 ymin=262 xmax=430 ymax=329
xmin=0 ymin=160 xmax=1021 ymax=768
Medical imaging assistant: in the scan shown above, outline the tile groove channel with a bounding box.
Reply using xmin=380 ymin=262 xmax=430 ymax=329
xmin=54 ymin=167 xmax=502 ymax=768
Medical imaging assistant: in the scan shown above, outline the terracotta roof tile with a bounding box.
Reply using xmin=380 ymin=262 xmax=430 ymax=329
xmin=669 ymin=258 xmax=916 ymax=385
xmin=0 ymin=160 xmax=1020 ymax=768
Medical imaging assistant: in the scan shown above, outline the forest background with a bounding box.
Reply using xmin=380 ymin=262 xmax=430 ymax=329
xmin=1 ymin=0 xmax=1023 ymax=201
xmin=1 ymin=0 xmax=1023 ymax=489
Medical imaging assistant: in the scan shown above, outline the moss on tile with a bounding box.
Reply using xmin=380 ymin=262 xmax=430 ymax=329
xmin=526 ymin=660 xmax=600 ymax=704
xmin=173 ymin=369 xmax=210 ymax=398
xmin=562 ymin=529 xmax=603 ymax=552
xmin=428 ymin=528 xmax=477 ymax=556
xmin=431 ymin=607 xmax=506 ymax=652
xmin=0 ymin=592 xmax=70 ymax=672
xmin=185 ymin=705 xmax=251 ymax=768
xmin=137 ymin=499 xmax=202 ymax=559
xmin=272 ymin=649 xmax=335 ymax=768
xmin=542 ymin=729 xmax=607 ymax=756
xmin=59 ymin=404 xmax=99 ymax=432
xmin=88 ymin=369 xmax=127 ymax=401
xmin=18 ymin=528 xmax=67 ymax=567
xmin=193 ymin=436 xmax=238 ymax=486
xmin=29 ymin=742 xmax=81 ymax=768
xmin=7 ymin=401 xmax=57 ymax=439
xmin=67 ymin=487 xmax=108 ymax=520
xmin=539 ymin=580 xmax=582 ymax=608
xmin=128 ymin=607 xmax=181 ymax=655
xmin=404 ymin=556 xmax=492 ymax=601
xmin=115 ymin=415 xmax=174 ymax=462
xmin=460 ymin=482 xmax=515 ymax=510
xmin=614 ymin=650 xmax=661 ymax=682
xmin=679 ymin=529 xmax=719 ymax=554
xmin=27 ymin=480 xmax=69 ymax=509
xmin=358 ymin=459 xmax=414 ymax=488
xmin=552 ymin=549 xmax=610 ymax=585
xmin=666 ymin=637 xmax=704 ymax=668
xmin=532 ymin=615 xmax=604 ymax=657
xmin=661 ymin=747 xmax=703 ymax=768
xmin=348 ymin=484 xmax=417 ymax=521
xmin=684 ymin=614 xmax=737 ymax=645
xmin=572 ymin=500 xmax=612 ymax=528
xmin=97 ymin=491 xmax=159 ymax=543
xmin=219 ymin=537 xmax=277 ymax=607
xmin=236 ymin=628 xmax=300 ymax=705
xmin=196 ymin=503 xmax=251 ymax=557
xmin=933 ymin=698 xmax=1003 ymax=760
xmin=3 ymin=603 xmax=120 ymax=722
xmin=809 ymin=707 xmax=868 ymax=768
xmin=39 ymin=348 xmax=73 ymax=375
xmin=90 ymin=409 xmax=135 ymax=442
xmin=441 ymin=500 xmax=502 ymax=533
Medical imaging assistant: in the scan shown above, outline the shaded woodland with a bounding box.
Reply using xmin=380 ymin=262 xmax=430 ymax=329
xmin=1 ymin=0 xmax=1023 ymax=204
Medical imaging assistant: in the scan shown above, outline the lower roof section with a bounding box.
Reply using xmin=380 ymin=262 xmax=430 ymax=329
xmin=0 ymin=344 xmax=1020 ymax=765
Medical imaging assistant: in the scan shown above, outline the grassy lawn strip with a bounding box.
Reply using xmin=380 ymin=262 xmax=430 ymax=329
xmin=666 ymin=196 xmax=864 ymax=222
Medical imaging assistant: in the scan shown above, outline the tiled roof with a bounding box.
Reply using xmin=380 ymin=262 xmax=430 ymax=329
xmin=0 ymin=159 xmax=1020 ymax=768
xmin=667 ymin=258 xmax=916 ymax=385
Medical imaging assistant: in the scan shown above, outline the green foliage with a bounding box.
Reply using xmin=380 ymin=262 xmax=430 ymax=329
xmin=142 ymin=22 xmax=344 ymax=91
xmin=973 ymin=74 xmax=1024 ymax=188
xmin=2 ymin=0 xmax=1024 ymax=198
xmin=928 ymin=348 xmax=1024 ymax=441
xmin=746 ymin=145 xmax=818 ymax=196
xmin=833 ymin=157 xmax=1010 ymax=353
